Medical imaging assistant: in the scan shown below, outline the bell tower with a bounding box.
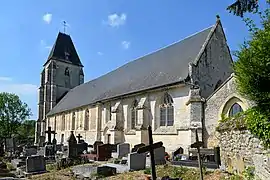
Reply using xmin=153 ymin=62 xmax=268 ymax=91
xmin=35 ymin=31 xmax=84 ymax=146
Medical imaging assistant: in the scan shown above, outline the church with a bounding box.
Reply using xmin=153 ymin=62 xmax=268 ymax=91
xmin=34 ymin=18 xmax=253 ymax=153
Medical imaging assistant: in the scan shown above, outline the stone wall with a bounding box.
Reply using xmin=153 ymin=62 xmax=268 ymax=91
xmin=205 ymin=75 xmax=254 ymax=148
xmin=218 ymin=129 xmax=270 ymax=180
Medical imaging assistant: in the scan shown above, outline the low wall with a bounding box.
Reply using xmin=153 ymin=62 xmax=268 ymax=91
xmin=218 ymin=129 xmax=270 ymax=180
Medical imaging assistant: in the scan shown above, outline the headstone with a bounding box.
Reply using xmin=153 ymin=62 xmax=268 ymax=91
xmin=117 ymin=143 xmax=130 ymax=158
xmin=67 ymin=131 xmax=78 ymax=158
xmin=131 ymin=143 xmax=145 ymax=152
xmin=153 ymin=146 xmax=166 ymax=165
xmin=128 ymin=152 xmax=146 ymax=171
xmin=26 ymin=155 xmax=46 ymax=173
xmin=97 ymin=166 xmax=116 ymax=177
xmin=97 ymin=144 xmax=112 ymax=161
xmin=173 ymin=147 xmax=184 ymax=158
xmin=0 ymin=143 xmax=4 ymax=157
xmin=52 ymin=132 xmax=57 ymax=145
xmin=93 ymin=141 xmax=103 ymax=152
xmin=5 ymin=138 xmax=15 ymax=152
xmin=24 ymin=146 xmax=37 ymax=157
xmin=44 ymin=145 xmax=55 ymax=157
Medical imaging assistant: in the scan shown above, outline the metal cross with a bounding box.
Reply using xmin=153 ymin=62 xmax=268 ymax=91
xmin=137 ymin=126 xmax=163 ymax=180
xmin=191 ymin=129 xmax=204 ymax=180
xmin=63 ymin=21 xmax=67 ymax=34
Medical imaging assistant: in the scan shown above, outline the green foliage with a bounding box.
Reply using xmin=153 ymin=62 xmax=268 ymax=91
xmin=16 ymin=120 xmax=36 ymax=142
xmin=217 ymin=106 xmax=270 ymax=148
xmin=233 ymin=5 xmax=270 ymax=108
xmin=143 ymin=167 xmax=151 ymax=175
xmin=227 ymin=0 xmax=259 ymax=17
xmin=242 ymin=166 xmax=255 ymax=180
xmin=216 ymin=112 xmax=247 ymax=132
xmin=244 ymin=107 xmax=270 ymax=148
xmin=0 ymin=92 xmax=31 ymax=138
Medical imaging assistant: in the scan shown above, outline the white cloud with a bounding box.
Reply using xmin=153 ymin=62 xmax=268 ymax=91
xmin=105 ymin=13 xmax=126 ymax=27
xmin=97 ymin=52 xmax=103 ymax=56
xmin=43 ymin=13 xmax=52 ymax=24
xmin=0 ymin=78 xmax=38 ymax=96
xmin=121 ymin=41 xmax=130 ymax=49
xmin=0 ymin=76 xmax=12 ymax=81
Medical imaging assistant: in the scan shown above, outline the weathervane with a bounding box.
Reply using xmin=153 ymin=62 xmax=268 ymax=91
xmin=63 ymin=21 xmax=67 ymax=34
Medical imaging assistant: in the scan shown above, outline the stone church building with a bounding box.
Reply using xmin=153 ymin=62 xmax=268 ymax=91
xmin=35 ymin=18 xmax=252 ymax=153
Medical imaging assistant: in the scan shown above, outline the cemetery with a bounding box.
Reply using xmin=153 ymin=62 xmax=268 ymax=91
xmin=0 ymin=125 xmax=253 ymax=179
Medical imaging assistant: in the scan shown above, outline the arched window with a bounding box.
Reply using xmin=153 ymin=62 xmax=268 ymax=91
xmin=72 ymin=112 xmax=75 ymax=130
xmin=131 ymin=99 xmax=138 ymax=129
xmin=160 ymin=92 xmax=174 ymax=126
xmin=229 ymin=103 xmax=243 ymax=117
xmin=61 ymin=115 xmax=65 ymax=131
xmin=84 ymin=109 xmax=89 ymax=130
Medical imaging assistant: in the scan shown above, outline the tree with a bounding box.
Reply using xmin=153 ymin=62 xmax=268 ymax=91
xmin=227 ymin=0 xmax=259 ymax=17
xmin=233 ymin=5 xmax=270 ymax=108
xmin=0 ymin=92 xmax=31 ymax=138
xmin=17 ymin=120 xmax=35 ymax=138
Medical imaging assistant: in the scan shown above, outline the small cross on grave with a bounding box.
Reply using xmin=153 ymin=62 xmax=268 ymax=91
xmin=76 ymin=134 xmax=82 ymax=143
xmin=137 ymin=125 xmax=163 ymax=180
xmin=45 ymin=126 xmax=55 ymax=145
xmin=190 ymin=129 xmax=204 ymax=180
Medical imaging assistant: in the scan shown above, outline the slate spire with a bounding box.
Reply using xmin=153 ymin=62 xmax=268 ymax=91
xmin=44 ymin=32 xmax=83 ymax=67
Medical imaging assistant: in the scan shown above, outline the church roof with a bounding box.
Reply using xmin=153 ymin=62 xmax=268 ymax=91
xmin=47 ymin=23 xmax=217 ymax=116
xmin=44 ymin=32 xmax=83 ymax=67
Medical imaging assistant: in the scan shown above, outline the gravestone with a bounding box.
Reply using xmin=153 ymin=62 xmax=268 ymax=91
xmin=44 ymin=145 xmax=55 ymax=157
xmin=173 ymin=147 xmax=184 ymax=158
xmin=0 ymin=143 xmax=4 ymax=157
xmin=153 ymin=146 xmax=166 ymax=165
xmin=131 ymin=143 xmax=145 ymax=152
xmin=93 ymin=141 xmax=103 ymax=153
xmin=67 ymin=131 xmax=78 ymax=158
xmin=5 ymin=138 xmax=15 ymax=152
xmin=97 ymin=144 xmax=112 ymax=161
xmin=97 ymin=166 xmax=116 ymax=177
xmin=128 ymin=152 xmax=146 ymax=171
xmin=24 ymin=146 xmax=37 ymax=157
xmin=114 ymin=143 xmax=130 ymax=158
xmin=26 ymin=155 xmax=46 ymax=173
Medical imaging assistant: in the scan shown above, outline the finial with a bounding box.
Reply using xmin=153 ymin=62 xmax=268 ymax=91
xmin=216 ymin=14 xmax=220 ymax=22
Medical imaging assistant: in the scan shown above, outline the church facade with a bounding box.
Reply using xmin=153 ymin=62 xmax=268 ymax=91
xmin=35 ymin=18 xmax=252 ymax=153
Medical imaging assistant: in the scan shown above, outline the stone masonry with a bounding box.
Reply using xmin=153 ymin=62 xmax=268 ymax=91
xmin=218 ymin=129 xmax=270 ymax=180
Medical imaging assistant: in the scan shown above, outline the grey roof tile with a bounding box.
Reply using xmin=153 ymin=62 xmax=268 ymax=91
xmin=47 ymin=25 xmax=214 ymax=116
xmin=45 ymin=32 xmax=83 ymax=67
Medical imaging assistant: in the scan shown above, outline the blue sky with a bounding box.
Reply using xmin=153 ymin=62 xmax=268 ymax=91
xmin=0 ymin=0 xmax=265 ymax=119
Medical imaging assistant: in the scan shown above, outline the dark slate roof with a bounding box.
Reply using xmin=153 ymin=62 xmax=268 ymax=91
xmin=47 ymin=25 xmax=215 ymax=116
xmin=44 ymin=32 xmax=83 ymax=67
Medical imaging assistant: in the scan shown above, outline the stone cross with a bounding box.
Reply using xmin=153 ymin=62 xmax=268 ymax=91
xmin=45 ymin=126 xmax=55 ymax=145
xmin=191 ymin=129 xmax=204 ymax=180
xmin=137 ymin=125 xmax=163 ymax=180
xmin=76 ymin=134 xmax=82 ymax=142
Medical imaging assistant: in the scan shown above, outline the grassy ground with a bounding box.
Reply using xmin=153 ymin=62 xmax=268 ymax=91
xmin=31 ymin=163 xmax=242 ymax=180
